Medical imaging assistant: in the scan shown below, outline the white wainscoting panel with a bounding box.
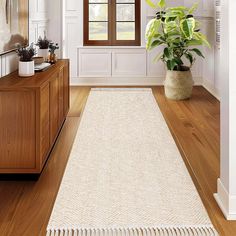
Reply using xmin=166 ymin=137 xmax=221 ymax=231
xmin=77 ymin=46 xmax=204 ymax=85
xmin=66 ymin=0 xmax=78 ymax=12
xmin=63 ymin=0 xmax=80 ymax=77
xmin=37 ymin=0 xmax=47 ymax=14
xmin=202 ymin=18 xmax=218 ymax=97
xmin=147 ymin=47 xmax=165 ymax=77
xmin=5 ymin=53 xmax=18 ymax=75
xmin=64 ymin=17 xmax=80 ymax=77
xmin=37 ymin=22 xmax=48 ymax=39
xmin=0 ymin=55 xmax=6 ymax=77
xmin=112 ymin=49 xmax=146 ymax=77
xmin=79 ymin=49 xmax=112 ymax=77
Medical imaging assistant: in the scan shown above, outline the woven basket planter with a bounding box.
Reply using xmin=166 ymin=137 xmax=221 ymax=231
xmin=164 ymin=69 xmax=194 ymax=100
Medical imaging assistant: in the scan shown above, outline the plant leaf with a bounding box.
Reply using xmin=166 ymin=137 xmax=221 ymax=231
xmin=164 ymin=47 xmax=171 ymax=59
xmin=188 ymin=3 xmax=198 ymax=14
xmin=145 ymin=0 xmax=157 ymax=8
xmin=158 ymin=0 xmax=166 ymax=8
xmin=167 ymin=6 xmax=188 ymax=11
xmin=167 ymin=59 xmax=178 ymax=70
xmin=150 ymin=39 xmax=163 ymax=49
xmin=153 ymin=52 xmax=163 ymax=62
xmin=180 ymin=18 xmax=195 ymax=39
xmin=145 ymin=19 xmax=161 ymax=49
xmin=185 ymin=52 xmax=194 ymax=65
xmin=173 ymin=57 xmax=184 ymax=65
xmin=190 ymin=48 xmax=205 ymax=58
xmin=194 ymin=32 xmax=211 ymax=48
xmin=186 ymin=39 xmax=203 ymax=46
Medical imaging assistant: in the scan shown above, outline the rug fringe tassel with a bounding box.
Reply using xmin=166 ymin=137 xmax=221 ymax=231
xmin=46 ymin=226 xmax=218 ymax=236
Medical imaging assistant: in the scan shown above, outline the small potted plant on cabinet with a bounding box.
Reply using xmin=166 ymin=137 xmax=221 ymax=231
xmin=48 ymin=42 xmax=59 ymax=64
xmin=145 ymin=0 xmax=210 ymax=100
xmin=16 ymin=43 xmax=36 ymax=77
xmin=36 ymin=31 xmax=51 ymax=61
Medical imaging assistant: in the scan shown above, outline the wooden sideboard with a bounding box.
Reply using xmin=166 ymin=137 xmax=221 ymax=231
xmin=0 ymin=59 xmax=70 ymax=174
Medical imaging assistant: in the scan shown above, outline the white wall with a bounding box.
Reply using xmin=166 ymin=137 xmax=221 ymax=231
xmin=0 ymin=0 xmax=49 ymax=78
xmin=47 ymin=0 xmax=63 ymax=58
xmin=214 ymin=0 xmax=236 ymax=220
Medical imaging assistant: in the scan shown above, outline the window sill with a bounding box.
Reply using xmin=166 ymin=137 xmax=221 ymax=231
xmin=78 ymin=46 xmax=146 ymax=49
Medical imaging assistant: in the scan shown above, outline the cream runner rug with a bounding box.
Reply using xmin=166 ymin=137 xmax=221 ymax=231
xmin=47 ymin=88 xmax=218 ymax=236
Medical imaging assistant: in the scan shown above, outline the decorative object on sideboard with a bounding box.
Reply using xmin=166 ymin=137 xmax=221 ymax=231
xmin=0 ymin=0 xmax=29 ymax=55
xmin=145 ymin=0 xmax=210 ymax=100
xmin=34 ymin=62 xmax=52 ymax=72
xmin=16 ymin=43 xmax=36 ymax=77
xmin=33 ymin=56 xmax=44 ymax=65
xmin=36 ymin=31 xmax=51 ymax=61
xmin=33 ymin=56 xmax=52 ymax=73
xmin=48 ymin=43 xmax=59 ymax=64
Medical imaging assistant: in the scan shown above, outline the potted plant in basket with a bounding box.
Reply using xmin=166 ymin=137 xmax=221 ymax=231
xmin=16 ymin=43 xmax=36 ymax=77
xmin=145 ymin=0 xmax=210 ymax=100
xmin=36 ymin=31 xmax=51 ymax=61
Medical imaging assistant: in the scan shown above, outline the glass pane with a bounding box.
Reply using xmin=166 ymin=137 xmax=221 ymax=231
xmin=89 ymin=22 xmax=108 ymax=40
xmin=89 ymin=4 xmax=108 ymax=21
xmin=116 ymin=4 xmax=135 ymax=21
xmin=116 ymin=22 xmax=135 ymax=40
xmin=116 ymin=0 xmax=135 ymax=2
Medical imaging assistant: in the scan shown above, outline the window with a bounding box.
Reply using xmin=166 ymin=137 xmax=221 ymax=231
xmin=84 ymin=0 xmax=141 ymax=46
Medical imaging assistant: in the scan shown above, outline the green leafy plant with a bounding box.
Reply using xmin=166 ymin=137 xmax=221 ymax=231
xmin=145 ymin=0 xmax=210 ymax=71
xmin=16 ymin=43 xmax=36 ymax=62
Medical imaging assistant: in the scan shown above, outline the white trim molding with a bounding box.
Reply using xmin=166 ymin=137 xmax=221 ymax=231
xmin=71 ymin=77 xmax=164 ymax=86
xmin=214 ymin=179 xmax=236 ymax=220
xmin=202 ymin=78 xmax=221 ymax=100
xmin=70 ymin=76 xmax=203 ymax=87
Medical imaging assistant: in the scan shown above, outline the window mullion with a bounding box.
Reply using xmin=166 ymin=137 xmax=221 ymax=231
xmin=110 ymin=0 xmax=116 ymax=45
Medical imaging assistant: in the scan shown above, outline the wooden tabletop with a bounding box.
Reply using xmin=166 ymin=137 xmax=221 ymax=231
xmin=0 ymin=59 xmax=69 ymax=89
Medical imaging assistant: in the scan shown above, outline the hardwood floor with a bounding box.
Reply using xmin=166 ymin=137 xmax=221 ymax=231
xmin=0 ymin=86 xmax=234 ymax=236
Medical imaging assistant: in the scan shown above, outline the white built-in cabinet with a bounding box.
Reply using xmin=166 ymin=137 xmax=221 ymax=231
xmin=78 ymin=46 xmax=203 ymax=84
xmin=113 ymin=49 xmax=147 ymax=77
xmin=78 ymin=48 xmax=147 ymax=78
xmin=79 ymin=49 xmax=112 ymax=77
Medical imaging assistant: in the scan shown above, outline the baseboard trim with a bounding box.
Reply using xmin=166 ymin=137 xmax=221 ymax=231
xmin=70 ymin=77 xmax=203 ymax=86
xmin=214 ymin=178 xmax=236 ymax=220
xmin=202 ymin=79 xmax=220 ymax=101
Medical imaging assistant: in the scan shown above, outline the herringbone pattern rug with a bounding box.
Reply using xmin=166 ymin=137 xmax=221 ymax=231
xmin=47 ymin=88 xmax=218 ymax=236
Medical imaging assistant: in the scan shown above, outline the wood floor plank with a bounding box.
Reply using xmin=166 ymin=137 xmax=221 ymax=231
xmin=0 ymin=86 xmax=235 ymax=236
xmin=68 ymin=86 xmax=90 ymax=117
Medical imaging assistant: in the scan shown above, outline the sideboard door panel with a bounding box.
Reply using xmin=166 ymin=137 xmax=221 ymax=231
xmin=0 ymin=91 xmax=36 ymax=169
xmin=50 ymin=76 xmax=60 ymax=144
xmin=59 ymin=69 xmax=65 ymax=127
xmin=40 ymin=84 xmax=50 ymax=165
xmin=63 ymin=64 xmax=70 ymax=116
